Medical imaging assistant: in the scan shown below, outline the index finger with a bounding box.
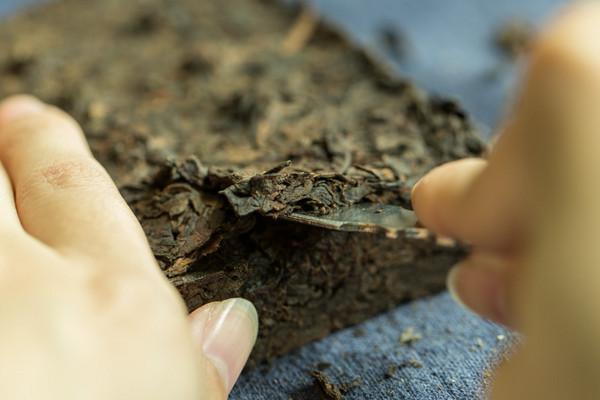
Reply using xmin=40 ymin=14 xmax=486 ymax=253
xmin=0 ymin=96 xmax=156 ymax=271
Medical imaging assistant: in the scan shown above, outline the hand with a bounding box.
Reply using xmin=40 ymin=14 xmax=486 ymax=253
xmin=413 ymin=3 xmax=600 ymax=399
xmin=0 ymin=96 xmax=258 ymax=399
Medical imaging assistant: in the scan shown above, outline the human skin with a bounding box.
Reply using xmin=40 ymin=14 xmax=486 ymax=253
xmin=0 ymin=96 xmax=258 ymax=400
xmin=412 ymin=2 xmax=600 ymax=398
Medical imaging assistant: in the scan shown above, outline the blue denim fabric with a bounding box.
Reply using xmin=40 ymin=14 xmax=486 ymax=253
xmin=232 ymin=293 xmax=513 ymax=399
xmin=1 ymin=1 xmax=567 ymax=399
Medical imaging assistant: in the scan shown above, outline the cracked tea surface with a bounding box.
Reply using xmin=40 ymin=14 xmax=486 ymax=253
xmin=0 ymin=0 xmax=484 ymax=364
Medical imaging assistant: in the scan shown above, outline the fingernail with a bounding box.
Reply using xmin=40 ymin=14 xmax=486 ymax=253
xmin=492 ymin=284 xmax=509 ymax=324
xmin=191 ymin=298 xmax=258 ymax=393
xmin=447 ymin=264 xmax=472 ymax=312
xmin=0 ymin=95 xmax=45 ymax=124
xmin=410 ymin=177 xmax=425 ymax=200
xmin=447 ymin=262 xmax=510 ymax=325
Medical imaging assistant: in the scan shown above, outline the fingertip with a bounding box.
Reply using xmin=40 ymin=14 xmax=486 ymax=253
xmin=0 ymin=94 xmax=88 ymax=158
xmin=446 ymin=265 xmax=470 ymax=313
xmin=0 ymin=95 xmax=46 ymax=126
xmin=411 ymin=158 xmax=488 ymax=237
xmin=411 ymin=165 xmax=449 ymax=235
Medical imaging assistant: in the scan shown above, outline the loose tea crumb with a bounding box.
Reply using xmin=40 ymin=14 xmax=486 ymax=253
xmin=384 ymin=364 xmax=398 ymax=379
xmin=399 ymin=359 xmax=423 ymax=369
xmin=385 ymin=359 xmax=423 ymax=379
xmin=310 ymin=370 xmax=344 ymax=400
xmin=494 ymin=19 xmax=534 ymax=59
xmin=378 ymin=24 xmax=406 ymax=61
xmin=316 ymin=362 xmax=332 ymax=371
xmin=339 ymin=378 xmax=363 ymax=394
xmin=353 ymin=327 xmax=367 ymax=338
xmin=399 ymin=327 xmax=422 ymax=345
xmin=282 ymin=6 xmax=319 ymax=55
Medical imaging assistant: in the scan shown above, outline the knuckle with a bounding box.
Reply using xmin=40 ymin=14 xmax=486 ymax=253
xmin=83 ymin=267 xmax=185 ymax=321
xmin=18 ymin=158 xmax=113 ymax=202
xmin=36 ymin=158 xmax=107 ymax=190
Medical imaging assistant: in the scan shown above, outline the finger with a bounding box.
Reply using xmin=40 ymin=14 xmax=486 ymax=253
xmin=0 ymin=102 xmax=28 ymax=231
xmin=446 ymin=251 xmax=513 ymax=327
xmin=412 ymin=158 xmax=524 ymax=250
xmin=498 ymin=3 xmax=600 ymax=392
xmin=0 ymin=163 xmax=20 ymax=231
xmin=189 ymin=298 xmax=258 ymax=395
xmin=412 ymin=158 xmax=486 ymax=240
xmin=0 ymin=96 xmax=153 ymax=266
xmin=413 ymin=3 xmax=600 ymax=251
xmin=505 ymin=0 xmax=600 ymax=191
xmin=461 ymin=5 xmax=600 ymax=398
xmin=489 ymin=344 xmax=564 ymax=400
xmin=504 ymin=0 xmax=600 ymax=339
xmin=509 ymin=1 xmax=600 ymax=220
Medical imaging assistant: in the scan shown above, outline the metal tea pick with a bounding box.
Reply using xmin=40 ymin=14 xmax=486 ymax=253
xmin=283 ymin=203 xmax=458 ymax=248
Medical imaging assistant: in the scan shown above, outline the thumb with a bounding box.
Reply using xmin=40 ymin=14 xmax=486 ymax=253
xmin=490 ymin=3 xmax=600 ymax=399
xmin=189 ymin=298 xmax=259 ymax=397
